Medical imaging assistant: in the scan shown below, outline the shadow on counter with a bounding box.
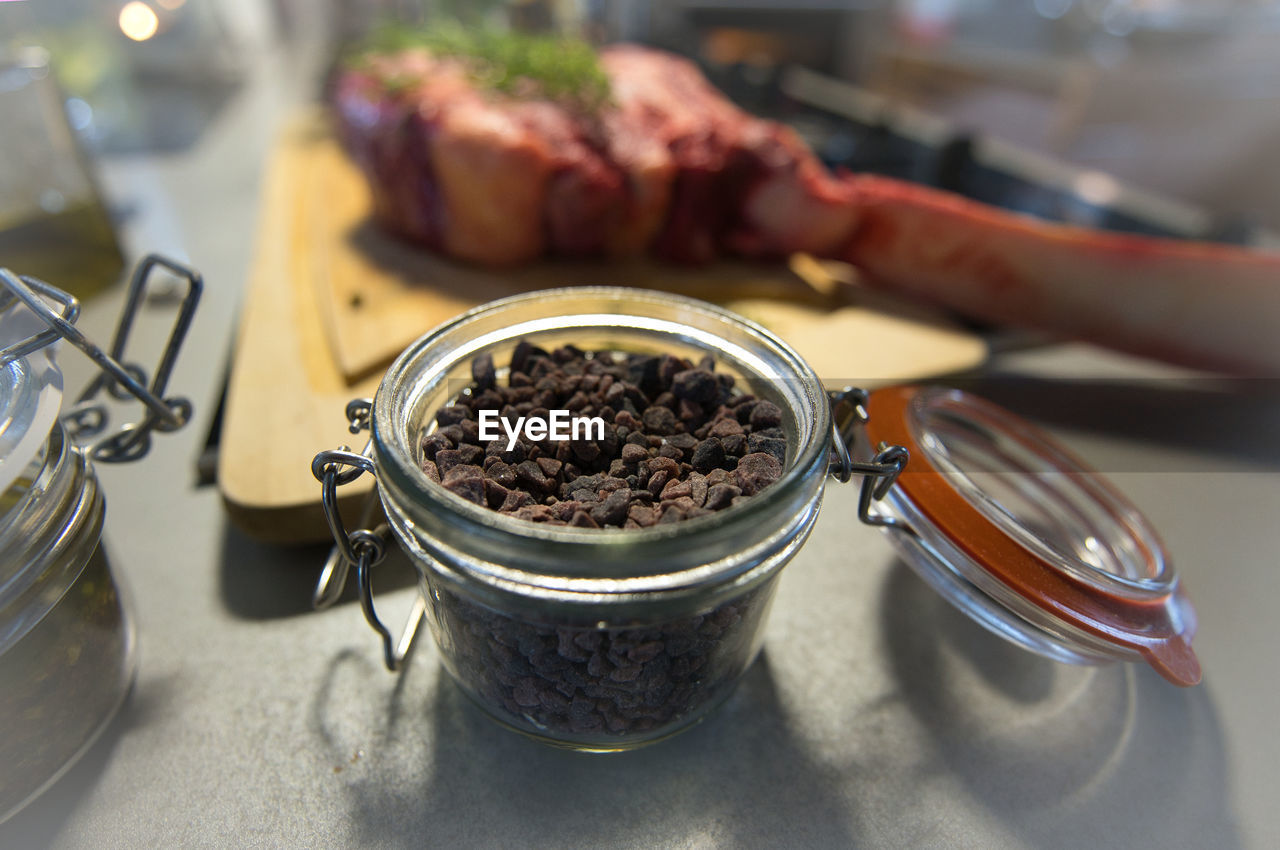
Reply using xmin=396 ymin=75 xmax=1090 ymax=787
xmin=310 ymin=646 xmax=860 ymax=849
xmin=877 ymin=561 xmax=1239 ymax=848
xmin=297 ymin=556 xmax=1238 ymax=848
xmin=216 ymin=520 xmax=417 ymax=622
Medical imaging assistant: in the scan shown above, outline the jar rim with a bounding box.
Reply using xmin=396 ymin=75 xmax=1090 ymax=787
xmin=370 ymin=287 xmax=833 ymax=587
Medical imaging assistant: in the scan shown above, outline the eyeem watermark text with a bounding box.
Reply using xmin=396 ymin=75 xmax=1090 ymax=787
xmin=478 ymin=409 xmax=605 ymax=451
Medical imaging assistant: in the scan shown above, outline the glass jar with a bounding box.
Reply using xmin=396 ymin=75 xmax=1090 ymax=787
xmin=0 ymin=420 xmax=128 ymax=821
xmin=0 ymin=257 xmax=200 ymax=821
xmin=0 ymin=46 xmax=125 ymax=299
xmin=314 ymin=287 xmax=1201 ymax=752
xmin=321 ymin=288 xmax=833 ymax=751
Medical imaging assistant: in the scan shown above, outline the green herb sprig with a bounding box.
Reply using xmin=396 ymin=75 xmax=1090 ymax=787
xmin=355 ymin=22 xmax=612 ymax=112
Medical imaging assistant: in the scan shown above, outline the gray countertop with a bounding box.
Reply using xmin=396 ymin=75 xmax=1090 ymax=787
xmin=3 ymin=39 xmax=1278 ymax=850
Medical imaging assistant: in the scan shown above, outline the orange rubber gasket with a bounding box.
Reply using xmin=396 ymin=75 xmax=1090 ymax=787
xmin=866 ymin=385 xmax=1200 ymax=686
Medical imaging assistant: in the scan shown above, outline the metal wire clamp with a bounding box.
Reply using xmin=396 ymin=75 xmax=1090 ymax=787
xmin=0 ymin=254 xmax=202 ymax=463
xmin=312 ymin=432 xmax=424 ymax=673
xmin=828 ymin=387 xmax=913 ymax=534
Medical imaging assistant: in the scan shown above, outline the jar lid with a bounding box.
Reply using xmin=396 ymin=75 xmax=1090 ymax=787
xmin=863 ymin=385 xmax=1200 ymax=686
xmin=0 ymin=292 xmax=64 ymax=498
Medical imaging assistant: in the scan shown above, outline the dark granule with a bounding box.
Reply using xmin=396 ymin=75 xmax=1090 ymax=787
xmin=420 ymin=344 xmax=787 ymax=527
xmin=430 ymin=578 xmax=777 ymax=741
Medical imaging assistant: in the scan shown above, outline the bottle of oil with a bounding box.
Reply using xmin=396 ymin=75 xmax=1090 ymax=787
xmin=0 ymin=47 xmax=124 ymax=300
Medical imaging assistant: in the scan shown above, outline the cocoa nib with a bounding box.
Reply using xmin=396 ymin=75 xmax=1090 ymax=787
xmin=671 ymin=369 xmax=720 ymax=405
xmin=423 ymin=580 xmax=772 ymax=739
xmin=734 ymin=452 xmax=782 ymax=496
xmin=441 ymin=465 xmax=486 ymax=505
xmin=419 ymin=342 xmax=792 ymax=526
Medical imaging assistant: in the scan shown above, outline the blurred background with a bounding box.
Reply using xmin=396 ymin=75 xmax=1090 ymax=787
xmin=3 ymin=0 xmax=1280 ymax=295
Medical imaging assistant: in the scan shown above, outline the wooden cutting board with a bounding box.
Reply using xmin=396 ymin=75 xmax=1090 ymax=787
xmin=219 ymin=110 xmax=986 ymax=543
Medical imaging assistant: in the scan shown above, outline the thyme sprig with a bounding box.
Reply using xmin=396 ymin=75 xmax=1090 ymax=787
xmin=356 ymin=23 xmax=612 ymax=112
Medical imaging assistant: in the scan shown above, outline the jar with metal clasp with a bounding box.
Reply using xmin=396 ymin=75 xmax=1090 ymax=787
xmin=0 ymin=256 xmax=201 ymax=821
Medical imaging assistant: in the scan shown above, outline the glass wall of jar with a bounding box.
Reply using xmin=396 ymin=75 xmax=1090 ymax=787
xmin=0 ymin=420 xmax=132 ymax=822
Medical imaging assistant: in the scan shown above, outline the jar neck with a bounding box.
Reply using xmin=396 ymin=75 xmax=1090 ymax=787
xmin=0 ymin=422 xmax=104 ymax=654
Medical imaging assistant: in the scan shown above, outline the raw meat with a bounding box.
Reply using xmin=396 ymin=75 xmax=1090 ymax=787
xmin=333 ymin=44 xmax=1280 ymax=374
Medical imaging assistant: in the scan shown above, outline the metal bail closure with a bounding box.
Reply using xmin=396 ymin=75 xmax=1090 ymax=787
xmin=312 ymin=426 xmax=425 ymax=673
xmin=828 ymin=387 xmax=912 ymax=532
xmin=861 ymin=385 xmax=1200 ymax=687
xmin=0 ymin=254 xmax=202 ymax=463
